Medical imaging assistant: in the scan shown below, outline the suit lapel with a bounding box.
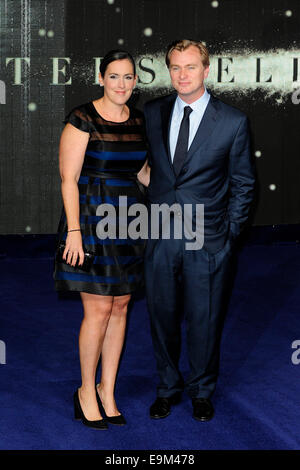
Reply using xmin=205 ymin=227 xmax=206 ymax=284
xmin=186 ymin=94 xmax=220 ymax=161
xmin=160 ymin=94 xmax=176 ymax=169
xmin=159 ymin=92 xmax=220 ymax=177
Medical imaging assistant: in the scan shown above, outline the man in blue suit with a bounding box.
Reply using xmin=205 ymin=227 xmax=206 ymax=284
xmin=143 ymin=39 xmax=255 ymax=421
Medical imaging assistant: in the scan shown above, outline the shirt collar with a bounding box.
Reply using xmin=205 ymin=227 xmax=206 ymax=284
xmin=175 ymin=87 xmax=210 ymax=116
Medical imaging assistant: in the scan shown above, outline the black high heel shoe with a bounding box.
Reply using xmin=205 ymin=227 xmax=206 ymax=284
xmin=96 ymin=385 xmax=126 ymax=426
xmin=74 ymin=390 xmax=108 ymax=430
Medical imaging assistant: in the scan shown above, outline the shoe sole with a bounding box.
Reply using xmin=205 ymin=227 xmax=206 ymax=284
xmin=107 ymin=421 xmax=126 ymax=426
xmin=74 ymin=417 xmax=108 ymax=429
xmin=150 ymin=411 xmax=171 ymax=419
xmin=193 ymin=413 xmax=214 ymax=422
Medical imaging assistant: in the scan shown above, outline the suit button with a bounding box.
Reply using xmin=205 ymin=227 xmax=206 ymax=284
xmin=182 ymin=167 xmax=188 ymax=173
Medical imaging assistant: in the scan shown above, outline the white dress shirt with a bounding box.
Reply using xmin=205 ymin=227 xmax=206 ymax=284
xmin=169 ymin=88 xmax=211 ymax=162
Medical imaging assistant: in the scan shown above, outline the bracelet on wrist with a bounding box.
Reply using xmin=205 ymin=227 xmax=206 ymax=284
xmin=68 ymin=228 xmax=81 ymax=232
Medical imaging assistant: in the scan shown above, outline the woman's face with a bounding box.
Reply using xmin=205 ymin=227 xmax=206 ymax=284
xmin=99 ymin=59 xmax=137 ymax=105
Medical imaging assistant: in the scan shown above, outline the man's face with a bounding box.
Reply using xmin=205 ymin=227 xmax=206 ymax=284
xmin=168 ymin=46 xmax=209 ymax=103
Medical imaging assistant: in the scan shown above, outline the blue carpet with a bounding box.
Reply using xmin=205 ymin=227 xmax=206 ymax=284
xmin=0 ymin=238 xmax=300 ymax=449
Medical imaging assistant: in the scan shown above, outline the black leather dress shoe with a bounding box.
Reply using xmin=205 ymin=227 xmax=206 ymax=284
xmin=192 ymin=398 xmax=214 ymax=422
xmin=150 ymin=393 xmax=181 ymax=419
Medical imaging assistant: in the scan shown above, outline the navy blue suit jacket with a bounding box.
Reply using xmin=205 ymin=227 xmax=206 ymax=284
xmin=143 ymin=91 xmax=256 ymax=254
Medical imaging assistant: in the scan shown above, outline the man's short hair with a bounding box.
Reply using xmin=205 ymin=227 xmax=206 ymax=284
xmin=166 ymin=39 xmax=210 ymax=68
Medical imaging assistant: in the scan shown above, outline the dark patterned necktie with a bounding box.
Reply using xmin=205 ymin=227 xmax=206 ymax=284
xmin=173 ymin=105 xmax=193 ymax=176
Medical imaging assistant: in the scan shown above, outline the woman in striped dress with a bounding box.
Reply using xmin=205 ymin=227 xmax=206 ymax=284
xmin=53 ymin=50 xmax=150 ymax=429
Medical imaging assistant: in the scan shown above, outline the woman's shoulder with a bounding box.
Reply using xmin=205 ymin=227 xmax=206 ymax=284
xmin=63 ymin=102 xmax=94 ymax=131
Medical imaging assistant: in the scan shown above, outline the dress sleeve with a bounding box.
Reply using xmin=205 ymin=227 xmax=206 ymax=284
xmin=63 ymin=107 xmax=90 ymax=133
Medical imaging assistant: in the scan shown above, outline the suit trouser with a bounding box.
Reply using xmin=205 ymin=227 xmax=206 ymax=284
xmin=144 ymin=235 xmax=233 ymax=399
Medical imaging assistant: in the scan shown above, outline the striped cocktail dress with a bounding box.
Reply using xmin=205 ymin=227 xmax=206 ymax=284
xmin=53 ymin=102 xmax=147 ymax=296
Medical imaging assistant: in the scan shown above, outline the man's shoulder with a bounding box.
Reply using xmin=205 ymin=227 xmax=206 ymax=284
xmin=144 ymin=92 xmax=176 ymax=112
xmin=210 ymin=92 xmax=248 ymax=121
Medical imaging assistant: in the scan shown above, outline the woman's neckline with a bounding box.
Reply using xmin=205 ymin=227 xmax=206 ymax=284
xmin=91 ymin=101 xmax=131 ymax=124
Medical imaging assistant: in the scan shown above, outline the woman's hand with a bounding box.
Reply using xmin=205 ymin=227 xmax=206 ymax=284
xmin=137 ymin=159 xmax=151 ymax=187
xmin=63 ymin=231 xmax=85 ymax=267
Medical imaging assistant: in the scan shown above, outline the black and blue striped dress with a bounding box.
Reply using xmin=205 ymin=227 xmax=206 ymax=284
xmin=53 ymin=102 xmax=147 ymax=296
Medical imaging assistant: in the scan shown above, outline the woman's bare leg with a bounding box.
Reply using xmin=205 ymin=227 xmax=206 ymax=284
xmin=78 ymin=292 xmax=113 ymax=420
xmin=97 ymin=294 xmax=131 ymax=416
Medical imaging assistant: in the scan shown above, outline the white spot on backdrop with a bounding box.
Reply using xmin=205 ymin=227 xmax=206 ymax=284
xmin=107 ymin=0 xmax=114 ymax=4
xmin=211 ymin=1 xmax=219 ymax=7
xmin=115 ymin=7 xmax=121 ymax=13
xmin=143 ymin=27 xmax=153 ymax=37
xmin=118 ymin=38 xmax=124 ymax=45
xmin=47 ymin=30 xmax=54 ymax=38
xmin=269 ymin=184 xmax=276 ymax=191
xmin=285 ymin=10 xmax=292 ymax=17
xmin=25 ymin=226 xmax=32 ymax=232
xmin=38 ymin=28 xmax=46 ymax=36
xmin=28 ymin=102 xmax=37 ymax=111
xmin=255 ymin=150 xmax=261 ymax=158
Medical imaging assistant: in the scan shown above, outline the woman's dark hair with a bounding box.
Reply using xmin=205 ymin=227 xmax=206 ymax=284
xmin=99 ymin=50 xmax=136 ymax=77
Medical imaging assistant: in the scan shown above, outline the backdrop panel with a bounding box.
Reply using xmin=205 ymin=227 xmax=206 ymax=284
xmin=0 ymin=0 xmax=300 ymax=233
